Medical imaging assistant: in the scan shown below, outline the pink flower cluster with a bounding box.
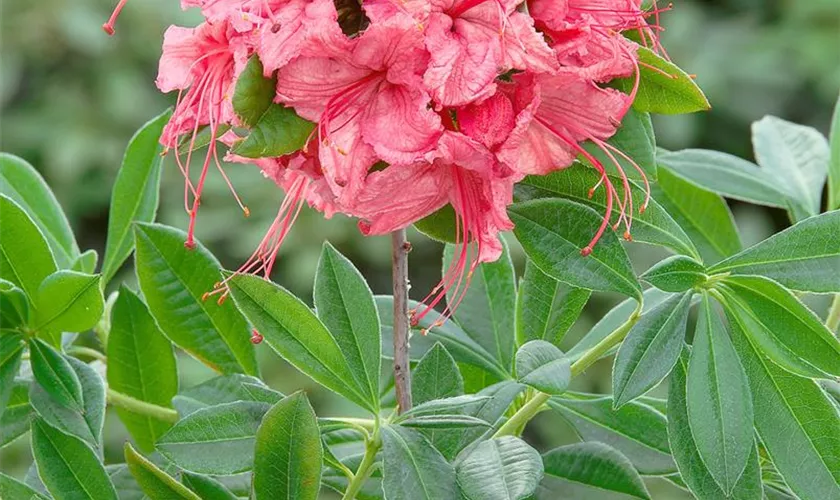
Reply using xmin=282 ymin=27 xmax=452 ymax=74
xmin=107 ymin=0 xmax=665 ymax=319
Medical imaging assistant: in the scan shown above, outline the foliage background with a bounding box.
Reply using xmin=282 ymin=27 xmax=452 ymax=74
xmin=1 ymin=0 xmax=838 ymax=496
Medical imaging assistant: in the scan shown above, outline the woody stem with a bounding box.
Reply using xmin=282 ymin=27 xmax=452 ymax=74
xmin=391 ymin=229 xmax=413 ymax=414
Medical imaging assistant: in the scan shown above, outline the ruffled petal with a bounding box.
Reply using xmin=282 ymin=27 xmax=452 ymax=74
xmin=156 ymin=26 xmax=203 ymax=92
xmin=458 ymin=90 xmax=515 ymax=149
xmin=362 ymin=84 xmax=442 ymax=165
xmin=275 ymin=54 xmax=370 ymax=121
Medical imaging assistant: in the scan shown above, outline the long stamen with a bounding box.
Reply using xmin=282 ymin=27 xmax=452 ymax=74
xmin=102 ymin=0 xmax=129 ymax=35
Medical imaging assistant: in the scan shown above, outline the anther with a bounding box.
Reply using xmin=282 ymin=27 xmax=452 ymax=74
xmin=580 ymin=246 xmax=593 ymax=257
xmin=243 ymin=207 xmax=251 ymax=217
xmin=420 ymin=328 xmax=428 ymax=335
xmin=217 ymin=295 xmax=227 ymax=306
xmin=623 ymin=231 xmax=633 ymax=242
xmin=201 ymin=292 xmax=210 ymax=302
xmin=184 ymin=240 xmax=196 ymax=250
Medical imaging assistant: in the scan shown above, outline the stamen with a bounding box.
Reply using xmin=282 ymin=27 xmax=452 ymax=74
xmin=102 ymin=0 xmax=129 ymax=35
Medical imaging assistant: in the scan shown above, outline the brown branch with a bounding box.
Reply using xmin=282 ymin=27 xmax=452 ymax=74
xmin=391 ymin=228 xmax=412 ymax=414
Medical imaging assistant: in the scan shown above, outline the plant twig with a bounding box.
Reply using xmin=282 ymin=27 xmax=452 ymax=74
xmin=493 ymin=302 xmax=643 ymax=438
xmin=107 ymin=389 xmax=179 ymax=423
xmin=391 ymin=229 xmax=412 ymax=415
xmin=341 ymin=426 xmax=381 ymax=500
xmin=827 ymin=295 xmax=840 ymax=336
xmin=66 ymin=346 xmax=107 ymax=363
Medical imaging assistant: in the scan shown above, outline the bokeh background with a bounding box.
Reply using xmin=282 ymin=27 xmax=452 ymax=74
xmin=2 ymin=0 xmax=839 ymax=497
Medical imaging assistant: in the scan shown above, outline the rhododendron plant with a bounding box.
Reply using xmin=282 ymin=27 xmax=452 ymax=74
xmin=3 ymin=1 xmax=839 ymax=500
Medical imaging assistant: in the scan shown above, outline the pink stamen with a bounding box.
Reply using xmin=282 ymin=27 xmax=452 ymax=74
xmin=102 ymin=0 xmax=128 ymax=35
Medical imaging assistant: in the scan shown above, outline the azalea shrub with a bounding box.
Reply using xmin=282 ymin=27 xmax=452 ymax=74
xmin=2 ymin=0 xmax=840 ymax=499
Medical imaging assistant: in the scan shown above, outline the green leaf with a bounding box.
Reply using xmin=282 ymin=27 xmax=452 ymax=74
xmin=71 ymin=249 xmax=98 ymax=274
xmin=752 ymin=116 xmax=829 ymax=220
xmin=641 ymin=255 xmax=707 ymax=292
xmin=0 ymin=335 xmax=24 ymax=419
xmin=172 ymin=374 xmax=281 ymax=417
xmin=134 ymin=223 xmax=257 ymax=375
xmin=612 ymin=292 xmax=693 ymax=407
xmin=399 ymin=415 xmax=490 ymax=430
xmin=231 ymin=104 xmax=315 ymax=158
xmin=514 ymin=340 xmax=571 ymax=396
xmin=101 ymin=110 xmax=170 ymax=285
xmin=228 ymin=273 xmax=374 ymax=410
xmin=108 ymin=286 xmax=178 ymax=452
xmin=652 ymin=165 xmax=741 ymax=265
xmin=444 ymin=239 xmax=517 ymax=372
xmin=156 ymin=401 xmax=269 ymax=474
xmin=33 ymin=270 xmax=104 ymax=333
xmin=177 ymin=124 xmax=232 ymax=155
xmin=729 ymin=314 xmax=840 ymax=499
xmin=30 ymin=356 xmax=106 ymax=448
xmin=566 ymin=288 xmax=672 ymax=362
xmin=232 ymin=55 xmax=276 ymax=127
xmin=516 ymin=261 xmax=590 ymax=348
xmin=414 ymin=204 xmax=458 ymax=243
xmin=0 ymin=195 xmax=57 ymax=299
xmin=0 ymin=471 xmax=49 ymax=500
xmin=381 ymin=425 xmax=458 ymax=499
xmin=708 ymin=210 xmax=840 ymax=293
xmin=657 ymin=149 xmax=787 ymax=208
xmin=1 ymin=381 xmax=32 ymax=447
xmin=538 ymin=442 xmax=650 ymax=499
xmin=253 ymin=392 xmax=322 ymax=500
xmin=376 ymin=296 xmax=509 ymax=380
xmin=125 ymin=442 xmax=200 ymax=500
xmin=549 ymin=395 xmax=675 ymax=475
xmin=0 ymin=154 xmax=78 ymax=268
xmin=107 ymin=463 xmax=148 ymax=500
xmin=719 ymin=275 xmax=840 ymax=378
xmin=412 ymin=343 xmax=463 ymax=405
xmin=0 ymin=279 xmax=29 ymax=328
xmin=509 ymin=199 xmax=641 ymax=299
xmin=613 ymin=46 xmax=709 ymax=114
xmin=686 ymin=295 xmax=753 ymax=494
xmin=28 ymin=338 xmax=83 ymax=411
xmin=667 ymin=353 xmax=762 ymax=500
xmin=181 ymin=473 xmax=237 ymax=500
xmin=828 ymin=92 xmax=840 ymax=211
xmin=314 ymin=243 xmax=381 ymax=410
xmin=581 ymin=108 xmax=657 ymax=180
xmin=31 ymin=417 xmax=118 ymax=500
xmin=515 ymin=166 xmax=698 ymax=259
xmin=456 ymin=436 xmax=543 ymax=500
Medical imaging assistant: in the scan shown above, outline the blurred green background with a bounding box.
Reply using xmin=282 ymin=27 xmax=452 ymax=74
xmin=1 ymin=0 xmax=838 ymax=496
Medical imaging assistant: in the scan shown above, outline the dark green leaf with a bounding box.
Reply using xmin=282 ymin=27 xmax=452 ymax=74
xmin=31 ymin=417 xmax=118 ymax=499
xmin=708 ymin=210 xmax=840 ymax=293
xmin=0 ymin=195 xmax=57 ymax=299
xmin=414 ymin=204 xmax=458 ymax=243
xmin=667 ymin=352 xmax=762 ymax=500
xmin=720 ymin=275 xmax=840 ymax=378
xmin=172 ymin=374 xmax=280 ymax=417
xmin=566 ymin=288 xmax=672 ymax=362
xmin=549 ymin=395 xmax=675 ymax=475
xmin=652 ymin=166 xmax=741 ymax=265
xmin=515 ymin=340 xmax=570 ymax=395
xmin=399 ymin=395 xmax=489 ymax=420
xmin=412 ymin=343 xmax=463 ymax=405
xmin=33 ymin=270 xmax=104 ymax=333
xmin=752 ymin=116 xmax=829 ymax=219
xmin=727 ymin=309 xmax=840 ymax=500
xmin=314 ymin=243 xmax=381 ymax=410
xmin=444 ymin=239 xmax=517 ymax=372
xmin=686 ymin=295 xmax=753 ymax=493
xmin=399 ymin=415 xmax=490 ymax=430
xmin=381 ymin=425 xmax=458 ymax=499
xmin=613 ymin=292 xmax=693 ymax=407
xmin=108 ymin=286 xmax=178 ymax=451
xmin=516 ymin=261 xmax=590 ymax=348
xmin=71 ymin=249 xmax=98 ymax=274
xmin=456 ymin=436 xmax=543 ymax=500
xmin=232 ymin=55 xmax=276 ymax=127
xmin=228 ymin=273 xmax=374 ymax=410
xmin=0 ymin=335 xmax=24 ymax=419
xmin=0 ymin=153 xmax=78 ymax=267
xmin=101 ymin=110 xmax=170 ymax=284
xmin=0 ymin=471 xmax=50 ymax=500
xmin=515 ymin=166 xmax=698 ymax=259
xmin=177 ymin=124 xmax=232 ymax=155
xmin=231 ymin=104 xmax=315 ymax=158
xmin=1 ymin=381 xmax=32 ymax=447
xmin=538 ymin=442 xmax=650 ymax=499
xmin=125 ymin=442 xmax=200 ymax=500
xmin=181 ymin=473 xmax=237 ymax=500
xmin=828 ymin=93 xmax=840 ymax=211
xmin=28 ymin=338 xmax=83 ymax=411
xmin=0 ymin=279 xmax=29 ymax=328
xmin=509 ymin=199 xmax=641 ymax=299
xmin=134 ymin=223 xmax=257 ymax=375
xmin=156 ymin=401 xmax=269 ymax=474
xmin=613 ymin=47 xmax=710 ymax=114
xmin=30 ymin=356 xmax=106 ymax=448
xmin=253 ymin=392 xmax=322 ymax=500
xmin=642 ymin=255 xmax=707 ymax=292
xmin=582 ymin=108 xmax=657 ymax=180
